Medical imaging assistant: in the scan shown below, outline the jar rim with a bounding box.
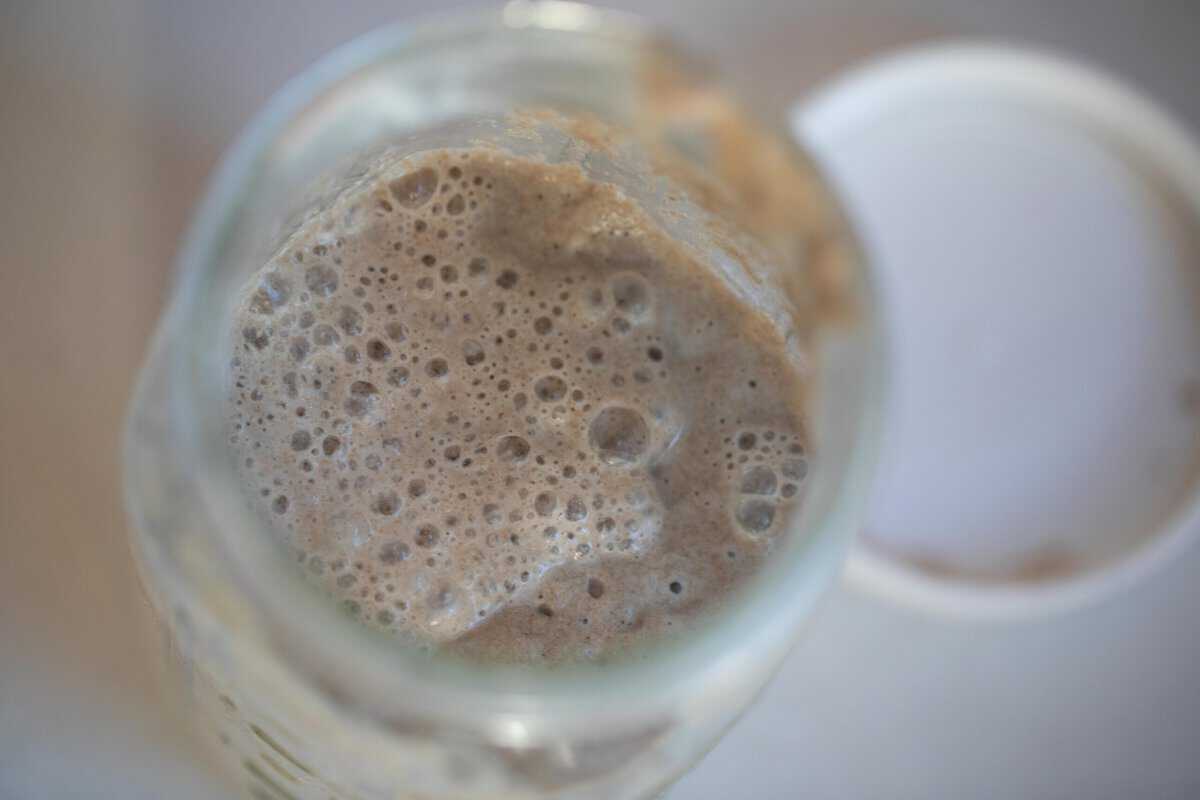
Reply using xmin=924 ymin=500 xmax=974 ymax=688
xmin=162 ymin=0 xmax=886 ymax=728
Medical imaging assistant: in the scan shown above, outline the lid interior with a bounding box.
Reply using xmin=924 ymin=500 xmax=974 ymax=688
xmin=795 ymin=45 xmax=1200 ymax=610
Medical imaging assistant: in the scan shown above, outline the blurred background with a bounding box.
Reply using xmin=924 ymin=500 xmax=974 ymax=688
xmin=2 ymin=1 xmax=1199 ymax=798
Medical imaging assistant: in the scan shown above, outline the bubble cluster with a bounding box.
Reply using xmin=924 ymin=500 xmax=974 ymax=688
xmin=227 ymin=147 xmax=811 ymax=660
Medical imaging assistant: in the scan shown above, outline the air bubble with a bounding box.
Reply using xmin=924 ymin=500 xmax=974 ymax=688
xmin=740 ymin=466 xmax=777 ymax=495
xmin=534 ymin=375 xmax=567 ymax=402
xmin=463 ymin=340 xmax=485 ymax=366
xmin=389 ymin=167 xmax=438 ymax=208
xmin=373 ymin=492 xmax=401 ymax=516
xmin=289 ymin=337 xmax=310 ymax=362
xmin=305 ymin=264 xmax=338 ymax=296
xmin=587 ymin=578 xmax=605 ymax=598
xmin=496 ymin=270 xmax=519 ymax=289
xmin=781 ymin=458 xmax=808 ymax=481
xmin=337 ymin=306 xmax=363 ymax=336
xmin=446 ymin=194 xmax=465 ymax=215
xmin=440 ymin=264 xmax=458 ymax=283
xmin=242 ymin=327 xmax=269 ymax=350
xmin=385 ymin=321 xmax=407 ymax=342
xmin=408 ymin=479 xmax=426 ymax=498
xmin=781 ymin=483 xmax=798 ymax=498
xmin=736 ymin=499 xmax=775 ymax=533
xmin=468 ymin=257 xmax=488 ymax=276
xmin=387 ymin=366 xmax=410 ymax=387
xmin=322 ymin=436 xmax=341 ymax=456
xmin=534 ymin=493 xmax=557 ymax=516
xmin=344 ymin=381 xmax=378 ymax=418
xmin=256 ymin=272 xmax=292 ymax=311
xmin=379 ymin=540 xmax=409 ymax=565
xmin=566 ymin=496 xmax=587 ymax=521
xmin=313 ymin=324 xmax=339 ymax=347
xmin=272 ymin=495 xmax=289 ymax=514
xmin=610 ymin=272 xmax=649 ymax=317
xmin=496 ymin=435 xmax=530 ymax=462
xmin=534 ymin=317 xmax=553 ymax=335
xmin=415 ymin=525 xmax=440 ymax=548
xmin=426 ymin=358 xmax=449 ymax=378
xmin=290 ymin=431 xmax=311 ymax=451
xmin=586 ymin=347 xmax=604 ymax=365
xmin=367 ymin=339 xmax=391 ymax=361
xmin=588 ymin=406 xmax=649 ymax=465
xmin=737 ymin=432 xmax=757 ymax=451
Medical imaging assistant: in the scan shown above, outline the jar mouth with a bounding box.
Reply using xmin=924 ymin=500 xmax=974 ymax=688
xmin=165 ymin=0 xmax=885 ymax=727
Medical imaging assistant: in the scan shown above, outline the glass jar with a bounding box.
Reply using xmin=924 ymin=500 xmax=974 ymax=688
xmin=124 ymin=3 xmax=882 ymax=798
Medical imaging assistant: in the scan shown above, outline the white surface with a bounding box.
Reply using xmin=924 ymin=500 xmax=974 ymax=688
xmin=3 ymin=2 xmax=1200 ymax=799
xmin=796 ymin=46 xmax=1200 ymax=616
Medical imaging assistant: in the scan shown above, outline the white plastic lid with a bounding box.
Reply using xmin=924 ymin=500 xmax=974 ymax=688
xmin=794 ymin=44 xmax=1200 ymax=617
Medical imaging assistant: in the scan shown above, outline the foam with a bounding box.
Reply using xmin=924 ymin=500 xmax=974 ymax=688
xmin=226 ymin=147 xmax=812 ymax=662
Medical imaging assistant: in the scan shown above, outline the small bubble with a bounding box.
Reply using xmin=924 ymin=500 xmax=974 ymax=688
xmin=463 ymin=340 xmax=485 ymax=366
xmin=290 ymin=431 xmax=311 ymax=451
xmin=305 ymin=264 xmax=338 ymax=296
xmin=379 ymin=540 xmax=410 ymax=564
xmin=740 ymin=466 xmax=777 ymax=495
xmin=373 ymin=492 xmax=401 ymax=516
xmin=446 ymin=194 xmax=465 ymax=215
xmin=242 ymin=326 xmax=269 ymax=350
xmin=534 ymin=375 xmax=567 ymax=402
xmin=647 ymin=346 xmax=663 ymax=362
xmin=610 ymin=272 xmax=650 ymax=317
xmin=415 ymin=525 xmax=440 ymax=548
xmin=736 ymin=499 xmax=775 ymax=533
xmin=337 ymin=306 xmax=363 ymax=336
xmin=586 ymin=347 xmax=604 ymax=365
xmin=426 ymin=358 xmax=449 ymax=379
xmin=468 ymin=257 xmax=488 ymax=276
xmin=322 ymin=436 xmax=341 ymax=455
xmin=587 ymin=578 xmax=605 ymax=598
xmin=496 ymin=435 xmax=530 ymax=462
xmin=272 ymin=495 xmax=289 ymax=514
xmin=781 ymin=483 xmax=798 ymax=498
xmin=737 ymin=432 xmax=757 ymax=451
xmin=533 ymin=317 xmax=553 ymax=335
xmin=289 ymin=337 xmax=311 ymax=362
xmin=566 ymin=496 xmax=588 ymax=521
xmin=408 ymin=479 xmax=426 ymax=498
xmin=385 ymin=321 xmax=407 ymax=342
xmin=496 ymin=270 xmax=519 ymax=290
xmin=588 ymin=406 xmax=649 ymax=465
xmin=440 ymin=264 xmax=459 ymax=283
xmin=387 ymin=366 xmax=410 ymax=387
xmin=389 ymin=167 xmax=438 ymax=208
xmin=312 ymin=324 xmax=339 ymax=347
xmin=367 ymin=339 xmax=391 ymax=361
xmin=255 ymin=272 xmax=292 ymax=311
xmin=534 ymin=493 xmax=557 ymax=516
xmin=781 ymin=458 xmax=808 ymax=481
